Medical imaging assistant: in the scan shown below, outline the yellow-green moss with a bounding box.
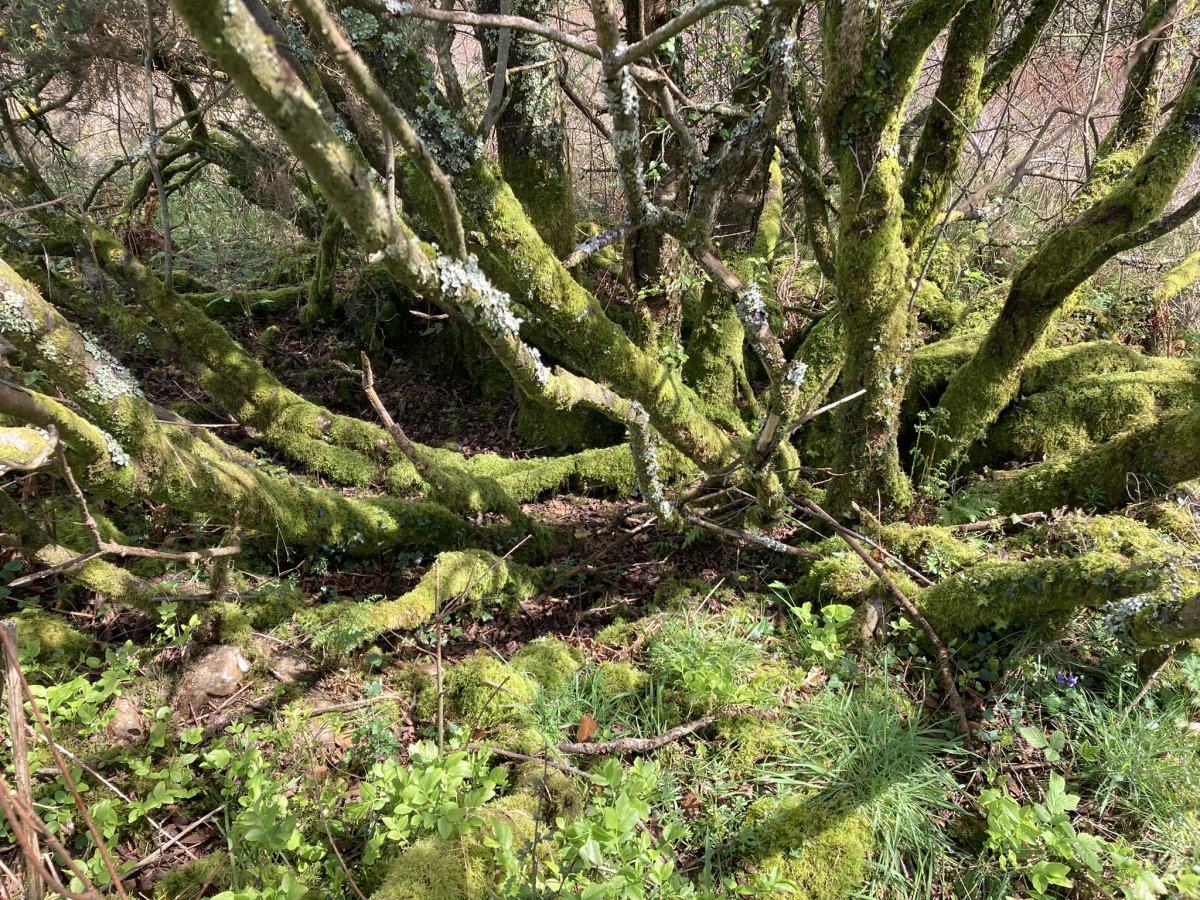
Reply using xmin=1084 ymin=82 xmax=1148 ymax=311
xmin=513 ymin=761 xmax=583 ymax=823
xmin=915 ymin=551 xmax=1167 ymax=634
xmin=155 ymin=852 xmax=232 ymax=899
xmin=511 ymin=636 xmax=584 ymax=690
xmin=738 ymin=796 xmax=871 ymax=899
xmin=721 ymin=715 xmax=792 ymax=779
xmin=981 ymin=365 xmax=1200 ymax=464
xmin=371 ymin=794 xmax=540 ymax=900
xmin=307 ymin=550 xmax=542 ymax=652
xmin=442 ymin=654 xmax=536 ymax=731
xmin=594 ymin=660 xmax=648 ymax=700
xmin=595 ymin=621 xmax=639 ymax=648
xmin=13 ymin=609 xmax=92 ymax=660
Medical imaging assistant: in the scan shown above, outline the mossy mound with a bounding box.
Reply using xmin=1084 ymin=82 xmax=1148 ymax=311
xmin=720 ymin=715 xmax=792 ymax=779
xmin=513 ymin=761 xmax=583 ymax=823
xmin=594 ymin=660 xmax=648 ymax=700
xmin=737 ymin=796 xmax=871 ymax=899
xmin=595 ymin=620 xmax=639 ymax=648
xmin=13 ymin=608 xmax=92 ymax=661
xmin=371 ymin=794 xmax=540 ymax=900
xmin=155 ymin=852 xmax=233 ymax=899
xmin=434 ymin=653 xmax=537 ymax=731
xmin=511 ymin=636 xmax=584 ymax=689
xmin=794 ymin=538 xmax=872 ymax=603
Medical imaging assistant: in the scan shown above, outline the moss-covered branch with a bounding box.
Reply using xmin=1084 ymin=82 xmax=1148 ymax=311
xmin=915 ymin=551 xmax=1166 ymax=634
xmin=929 ymin=59 xmax=1200 ymax=467
xmin=306 ymin=549 xmax=542 ymax=650
xmin=965 ymin=402 xmax=1200 ymax=515
xmin=900 ymin=0 xmax=1000 ymax=248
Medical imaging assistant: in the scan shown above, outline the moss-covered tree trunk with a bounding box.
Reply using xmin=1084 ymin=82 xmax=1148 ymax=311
xmin=477 ymin=0 xmax=576 ymax=257
xmin=819 ymin=0 xmax=972 ymax=515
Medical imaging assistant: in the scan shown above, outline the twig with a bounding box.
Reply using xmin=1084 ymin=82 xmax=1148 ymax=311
xmin=144 ymin=0 xmax=173 ymax=293
xmin=468 ymin=745 xmax=591 ymax=780
xmin=556 ymin=714 xmax=716 ymax=755
xmin=682 ymin=512 xmax=820 ymax=559
xmin=0 ymin=778 xmax=101 ymax=900
xmin=2 ymin=621 xmax=42 ymax=900
xmin=792 ymin=497 xmax=975 ymax=747
xmin=119 ymin=804 xmax=227 ymax=877
xmin=308 ymin=694 xmax=405 ymax=715
xmin=320 ymin=808 xmax=368 ymax=900
xmin=950 ymin=510 xmax=1048 ymax=532
xmin=480 ymin=0 xmax=512 ymax=143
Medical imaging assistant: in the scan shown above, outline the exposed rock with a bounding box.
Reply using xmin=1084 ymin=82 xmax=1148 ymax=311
xmin=173 ymin=645 xmax=251 ymax=721
xmin=106 ymin=696 xmax=147 ymax=746
xmin=268 ymin=655 xmax=311 ymax=684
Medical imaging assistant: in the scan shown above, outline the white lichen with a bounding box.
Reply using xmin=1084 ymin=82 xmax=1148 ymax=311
xmin=437 ymin=255 xmax=524 ymax=338
xmin=98 ymin=427 xmax=131 ymax=467
xmin=0 ymin=289 xmax=34 ymax=336
xmin=79 ymin=333 xmax=144 ymax=405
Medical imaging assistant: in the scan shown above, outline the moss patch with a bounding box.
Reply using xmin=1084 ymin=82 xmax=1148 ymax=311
xmin=371 ymin=794 xmax=540 ymax=900
xmin=14 ymin=608 xmax=92 ymax=660
xmin=511 ymin=636 xmax=584 ymax=690
xmin=737 ymin=796 xmax=871 ymax=899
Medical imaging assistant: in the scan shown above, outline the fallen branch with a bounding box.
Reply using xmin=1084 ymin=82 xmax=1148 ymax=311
xmin=556 ymin=714 xmax=716 ymax=755
xmin=791 ymin=497 xmax=975 ymax=747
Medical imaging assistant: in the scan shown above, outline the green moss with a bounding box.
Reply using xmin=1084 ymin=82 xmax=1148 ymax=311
xmin=442 ymin=654 xmax=536 ymax=731
xmin=13 ymin=609 xmax=92 ymax=660
xmin=513 ymin=761 xmax=583 ymax=823
xmin=206 ymin=602 xmax=254 ymax=646
xmin=155 ymin=852 xmax=232 ymax=899
xmin=721 ymin=715 xmax=791 ymax=779
xmin=883 ymin=524 xmax=983 ymax=578
xmin=511 ymin=636 xmax=584 ymax=690
xmin=738 ymin=796 xmax=871 ymax=899
xmin=514 ymin=393 xmax=624 ymax=452
xmin=372 ymin=794 xmax=540 ymax=900
xmin=915 ymin=551 xmax=1166 ymax=634
xmin=595 ymin=621 xmax=638 ymax=648
xmin=913 ymin=280 xmax=964 ymax=334
xmin=306 ymin=550 xmax=541 ymax=652
xmin=594 ymin=661 xmax=648 ymax=700
xmin=0 ymin=426 xmax=54 ymax=468
xmin=972 ymin=402 xmax=1200 ymax=514
xmin=795 ymin=538 xmax=871 ymax=603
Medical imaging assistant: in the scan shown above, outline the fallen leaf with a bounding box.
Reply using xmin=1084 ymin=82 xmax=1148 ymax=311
xmin=576 ymin=713 xmax=599 ymax=743
xmin=680 ymin=792 xmax=702 ymax=817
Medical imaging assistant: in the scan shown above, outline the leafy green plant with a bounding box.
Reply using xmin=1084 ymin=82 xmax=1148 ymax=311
xmin=783 ymin=599 xmax=854 ymax=663
xmin=980 ymin=773 xmax=1169 ymax=898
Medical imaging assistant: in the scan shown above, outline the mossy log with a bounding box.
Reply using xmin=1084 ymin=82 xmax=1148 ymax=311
xmin=966 ymin=401 xmax=1200 ymax=514
xmin=915 ymin=551 xmax=1167 ymax=635
xmin=977 ymin=362 xmax=1200 ymax=465
xmin=306 ymin=549 xmax=542 ymax=651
